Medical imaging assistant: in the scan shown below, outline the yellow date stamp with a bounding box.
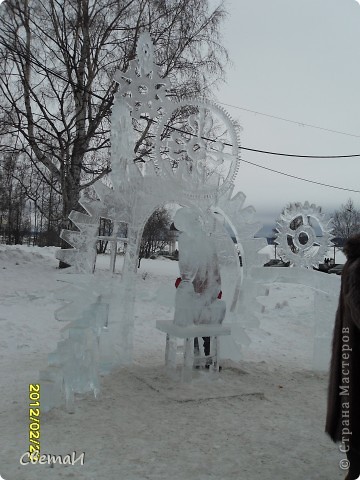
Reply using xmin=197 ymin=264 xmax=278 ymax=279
xmin=28 ymin=384 xmax=40 ymax=458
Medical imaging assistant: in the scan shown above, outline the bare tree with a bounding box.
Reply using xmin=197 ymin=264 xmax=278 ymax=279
xmin=138 ymin=207 xmax=171 ymax=266
xmin=332 ymin=198 xmax=360 ymax=240
xmin=0 ymin=148 xmax=63 ymax=245
xmin=0 ymin=0 xmax=228 ymax=256
xmin=0 ymin=153 xmax=31 ymax=244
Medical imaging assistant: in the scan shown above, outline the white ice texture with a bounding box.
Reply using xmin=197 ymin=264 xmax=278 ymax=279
xmin=41 ymin=32 xmax=342 ymax=412
xmin=43 ymin=30 xmax=260 ymax=410
xmin=173 ymin=207 xmax=226 ymax=327
xmin=275 ymin=201 xmax=333 ymax=268
xmin=255 ymin=266 xmax=340 ymax=371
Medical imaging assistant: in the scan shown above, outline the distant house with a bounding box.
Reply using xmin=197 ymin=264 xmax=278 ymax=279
xmin=266 ymin=236 xmax=277 ymax=246
xmin=168 ymin=223 xmax=179 ymax=254
xmin=332 ymin=237 xmax=345 ymax=248
xmin=254 ymin=225 xmax=277 ymax=245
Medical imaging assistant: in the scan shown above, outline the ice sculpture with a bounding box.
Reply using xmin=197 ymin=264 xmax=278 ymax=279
xmin=155 ymin=99 xmax=240 ymax=198
xmin=173 ymin=207 xmax=226 ymax=327
xmin=254 ymin=201 xmax=337 ymax=371
xmin=41 ymin=32 xmax=267 ymax=411
xmin=275 ymin=201 xmax=333 ymax=268
xmin=255 ymin=266 xmax=340 ymax=371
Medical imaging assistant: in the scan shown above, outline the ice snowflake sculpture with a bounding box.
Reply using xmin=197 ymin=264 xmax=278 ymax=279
xmin=113 ymin=32 xmax=170 ymax=121
xmin=275 ymin=201 xmax=333 ymax=268
xmin=40 ymin=32 xmax=267 ymax=412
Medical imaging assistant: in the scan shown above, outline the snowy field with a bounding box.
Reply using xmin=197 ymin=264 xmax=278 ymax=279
xmin=0 ymin=244 xmax=346 ymax=480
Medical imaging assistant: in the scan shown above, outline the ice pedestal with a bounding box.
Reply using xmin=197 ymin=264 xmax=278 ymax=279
xmin=156 ymin=320 xmax=231 ymax=381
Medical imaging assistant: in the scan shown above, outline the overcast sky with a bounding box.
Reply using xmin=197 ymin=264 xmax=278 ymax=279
xmin=2 ymin=0 xmax=360 ymax=228
xmin=214 ymin=0 xmax=360 ymax=225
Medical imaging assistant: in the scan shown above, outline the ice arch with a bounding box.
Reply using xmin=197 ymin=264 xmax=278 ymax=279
xmin=39 ymin=32 xmax=266 ymax=412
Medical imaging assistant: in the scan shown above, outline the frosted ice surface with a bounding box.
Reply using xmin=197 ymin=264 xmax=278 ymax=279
xmin=254 ymin=265 xmax=340 ymax=371
xmin=41 ymin=295 xmax=109 ymax=412
xmin=173 ymin=207 xmax=226 ymax=327
xmin=43 ymin=31 xmax=273 ymax=410
xmin=275 ymin=202 xmax=333 ymax=268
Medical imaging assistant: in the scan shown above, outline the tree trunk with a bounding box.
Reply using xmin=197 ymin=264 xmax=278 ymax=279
xmin=58 ymin=175 xmax=81 ymax=268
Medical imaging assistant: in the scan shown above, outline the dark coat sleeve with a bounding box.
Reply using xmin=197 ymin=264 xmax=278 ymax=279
xmin=345 ymin=258 xmax=360 ymax=330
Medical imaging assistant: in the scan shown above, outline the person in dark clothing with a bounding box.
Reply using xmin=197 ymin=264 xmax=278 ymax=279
xmin=325 ymin=234 xmax=360 ymax=480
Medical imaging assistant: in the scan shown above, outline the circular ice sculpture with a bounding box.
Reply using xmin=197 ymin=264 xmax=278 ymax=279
xmin=275 ymin=201 xmax=333 ymax=268
xmin=155 ymin=99 xmax=240 ymax=201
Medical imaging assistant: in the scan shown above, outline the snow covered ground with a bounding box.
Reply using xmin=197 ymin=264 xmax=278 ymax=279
xmin=0 ymin=245 xmax=346 ymax=480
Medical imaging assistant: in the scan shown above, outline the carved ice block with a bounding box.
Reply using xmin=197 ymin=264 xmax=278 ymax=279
xmin=156 ymin=320 xmax=231 ymax=381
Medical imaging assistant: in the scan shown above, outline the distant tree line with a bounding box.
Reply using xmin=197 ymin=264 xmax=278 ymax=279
xmin=331 ymin=199 xmax=360 ymax=240
xmin=0 ymin=152 xmax=62 ymax=245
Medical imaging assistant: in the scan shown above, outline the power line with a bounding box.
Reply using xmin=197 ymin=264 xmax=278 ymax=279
xmin=240 ymin=146 xmax=360 ymax=159
xmin=1 ymin=38 xmax=360 ymax=192
xmin=3 ymin=38 xmax=360 ymax=159
xmin=240 ymin=159 xmax=360 ymax=193
xmin=164 ymin=124 xmax=360 ymax=193
xmin=2 ymin=38 xmax=360 ymax=157
xmin=218 ymin=102 xmax=360 ymax=139
xmin=2 ymin=16 xmax=359 ymax=143
xmin=166 ymin=124 xmax=360 ymax=158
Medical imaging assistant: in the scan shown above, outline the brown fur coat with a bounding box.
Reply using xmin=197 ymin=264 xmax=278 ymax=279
xmin=326 ymin=234 xmax=360 ymax=450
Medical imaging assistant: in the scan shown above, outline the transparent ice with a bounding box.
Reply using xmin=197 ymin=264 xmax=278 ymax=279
xmin=40 ymin=32 xmax=269 ymax=411
xmin=275 ymin=201 xmax=333 ymax=269
xmin=173 ymin=207 xmax=226 ymax=327
xmin=40 ymin=32 xmax=339 ymax=411
xmin=255 ymin=266 xmax=340 ymax=371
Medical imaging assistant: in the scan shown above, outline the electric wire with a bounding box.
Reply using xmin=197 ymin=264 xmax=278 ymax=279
xmin=217 ymin=102 xmax=360 ymax=139
xmin=163 ymin=124 xmax=360 ymax=158
xmin=239 ymin=159 xmax=360 ymax=193
xmin=163 ymin=124 xmax=360 ymax=193
xmin=2 ymin=38 xmax=360 ymax=159
xmin=239 ymin=147 xmax=360 ymax=159
xmin=1 ymin=38 xmax=360 ymax=192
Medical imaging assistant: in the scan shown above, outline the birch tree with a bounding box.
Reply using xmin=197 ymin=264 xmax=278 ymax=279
xmin=0 ymin=0 xmax=228 ymax=235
